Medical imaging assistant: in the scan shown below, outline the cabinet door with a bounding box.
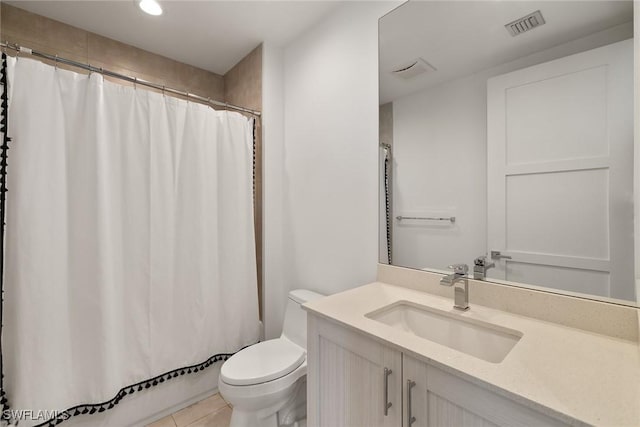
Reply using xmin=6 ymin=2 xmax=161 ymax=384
xmin=403 ymin=355 xmax=568 ymax=427
xmin=307 ymin=315 xmax=402 ymax=427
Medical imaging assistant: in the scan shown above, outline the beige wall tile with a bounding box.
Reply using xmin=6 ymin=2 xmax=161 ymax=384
xmin=224 ymin=45 xmax=262 ymax=111
xmin=1 ymin=4 xmax=88 ymax=60
xmin=87 ymin=33 xmax=167 ymax=76
xmin=379 ymin=102 xmax=393 ymax=146
xmin=173 ymin=59 xmax=224 ymax=102
xmin=87 ymin=33 xmax=224 ymax=100
xmin=1 ymin=32 xmax=87 ymax=68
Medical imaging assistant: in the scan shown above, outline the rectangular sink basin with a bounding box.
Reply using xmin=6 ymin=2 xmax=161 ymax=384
xmin=365 ymin=301 xmax=522 ymax=363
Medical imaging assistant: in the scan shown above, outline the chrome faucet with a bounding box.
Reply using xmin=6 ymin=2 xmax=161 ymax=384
xmin=440 ymin=264 xmax=469 ymax=311
xmin=473 ymin=256 xmax=495 ymax=280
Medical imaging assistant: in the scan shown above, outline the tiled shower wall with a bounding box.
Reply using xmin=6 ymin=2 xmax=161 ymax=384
xmin=224 ymin=45 xmax=263 ymax=316
xmin=379 ymin=103 xmax=393 ymax=147
xmin=0 ymin=4 xmax=264 ymax=316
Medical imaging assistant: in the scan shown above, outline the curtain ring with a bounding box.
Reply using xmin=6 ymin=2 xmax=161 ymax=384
xmin=134 ymin=77 xmax=138 ymax=90
xmin=162 ymin=85 xmax=166 ymax=97
xmin=54 ymin=54 xmax=59 ymax=70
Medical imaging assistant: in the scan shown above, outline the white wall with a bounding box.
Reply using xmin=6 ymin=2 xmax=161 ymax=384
xmin=262 ymin=1 xmax=399 ymax=339
xmin=391 ymin=22 xmax=633 ymax=272
xmin=393 ymin=74 xmax=487 ymax=271
xmin=262 ymin=41 xmax=286 ymax=340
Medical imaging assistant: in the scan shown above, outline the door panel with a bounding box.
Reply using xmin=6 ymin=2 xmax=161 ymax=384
xmin=505 ymin=65 xmax=609 ymax=165
xmin=505 ymin=169 xmax=609 ymax=258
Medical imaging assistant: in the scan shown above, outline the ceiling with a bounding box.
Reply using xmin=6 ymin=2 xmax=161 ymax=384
xmin=379 ymin=1 xmax=634 ymax=104
xmin=6 ymin=0 xmax=344 ymax=75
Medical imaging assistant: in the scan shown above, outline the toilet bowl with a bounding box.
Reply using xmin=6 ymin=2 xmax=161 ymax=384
xmin=218 ymin=289 xmax=324 ymax=427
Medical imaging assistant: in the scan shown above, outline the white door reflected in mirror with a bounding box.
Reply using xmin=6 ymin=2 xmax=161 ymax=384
xmin=487 ymin=40 xmax=633 ymax=301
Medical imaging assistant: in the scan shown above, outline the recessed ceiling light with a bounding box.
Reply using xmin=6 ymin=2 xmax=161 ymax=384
xmin=138 ymin=0 xmax=163 ymax=16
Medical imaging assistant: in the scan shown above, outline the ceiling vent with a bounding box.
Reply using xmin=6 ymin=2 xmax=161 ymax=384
xmin=505 ymin=10 xmax=545 ymax=37
xmin=391 ymin=58 xmax=436 ymax=80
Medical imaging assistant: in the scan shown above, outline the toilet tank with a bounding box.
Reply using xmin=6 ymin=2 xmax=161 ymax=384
xmin=281 ymin=289 xmax=324 ymax=349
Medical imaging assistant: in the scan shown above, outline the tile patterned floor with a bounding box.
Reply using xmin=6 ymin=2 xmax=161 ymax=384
xmin=146 ymin=393 xmax=231 ymax=427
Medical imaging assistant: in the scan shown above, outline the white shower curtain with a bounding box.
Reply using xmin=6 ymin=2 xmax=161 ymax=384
xmin=2 ymin=57 xmax=260 ymax=422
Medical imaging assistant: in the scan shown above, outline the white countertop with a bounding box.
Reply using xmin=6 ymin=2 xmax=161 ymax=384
xmin=303 ymin=282 xmax=640 ymax=426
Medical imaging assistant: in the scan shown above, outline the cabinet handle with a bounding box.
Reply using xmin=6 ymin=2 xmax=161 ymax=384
xmin=383 ymin=367 xmax=392 ymax=415
xmin=407 ymin=379 xmax=416 ymax=426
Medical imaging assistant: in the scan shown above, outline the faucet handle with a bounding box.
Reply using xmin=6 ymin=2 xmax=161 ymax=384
xmin=448 ymin=263 xmax=468 ymax=275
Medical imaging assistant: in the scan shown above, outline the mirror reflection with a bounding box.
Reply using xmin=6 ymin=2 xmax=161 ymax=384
xmin=379 ymin=1 xmax=637 ymax=305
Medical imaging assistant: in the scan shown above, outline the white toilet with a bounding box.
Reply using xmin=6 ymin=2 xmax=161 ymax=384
xmin=218 ymin=289 xmax=324 ymax=427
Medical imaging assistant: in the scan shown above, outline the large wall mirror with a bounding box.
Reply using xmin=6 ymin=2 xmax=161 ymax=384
xmin=379 ymin=0 xmax=639 ymax=306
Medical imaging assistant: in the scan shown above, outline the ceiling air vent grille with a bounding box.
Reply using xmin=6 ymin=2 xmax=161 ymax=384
xmin=505 ymin=10 xmax=545 ymax=37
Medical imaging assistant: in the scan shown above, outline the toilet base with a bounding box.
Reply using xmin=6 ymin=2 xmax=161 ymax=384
xmin=227 ymin=378 xmax=306 ymax=427
xmin=230 ymin=410 xmax=277 ymax=427
xmin=229 ymin=411 xmax=307 ymax=427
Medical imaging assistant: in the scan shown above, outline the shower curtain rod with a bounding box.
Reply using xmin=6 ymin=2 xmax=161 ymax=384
xmin=0 ymin=42 xmax=261 ymax=117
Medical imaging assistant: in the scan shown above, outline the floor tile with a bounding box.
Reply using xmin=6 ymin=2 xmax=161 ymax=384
xmin=185 ymin=406 xmax=232 ymax=427
xmin=172 ymin=394 xmax=229 ymax=427
xmin=146 ymin=415 xmax=177 ymax=427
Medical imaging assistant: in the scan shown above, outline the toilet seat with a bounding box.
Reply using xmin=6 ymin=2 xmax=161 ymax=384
xmin=221 ymin=338 xmax=306 ymax=386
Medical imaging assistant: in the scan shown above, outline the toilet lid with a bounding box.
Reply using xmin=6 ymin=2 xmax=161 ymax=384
xmin=221 ymin=338 xmax=306 ymax=386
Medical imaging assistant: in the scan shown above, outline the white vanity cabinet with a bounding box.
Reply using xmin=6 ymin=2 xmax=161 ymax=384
xmin=308 ymin=314 xmax=570 ymax=427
